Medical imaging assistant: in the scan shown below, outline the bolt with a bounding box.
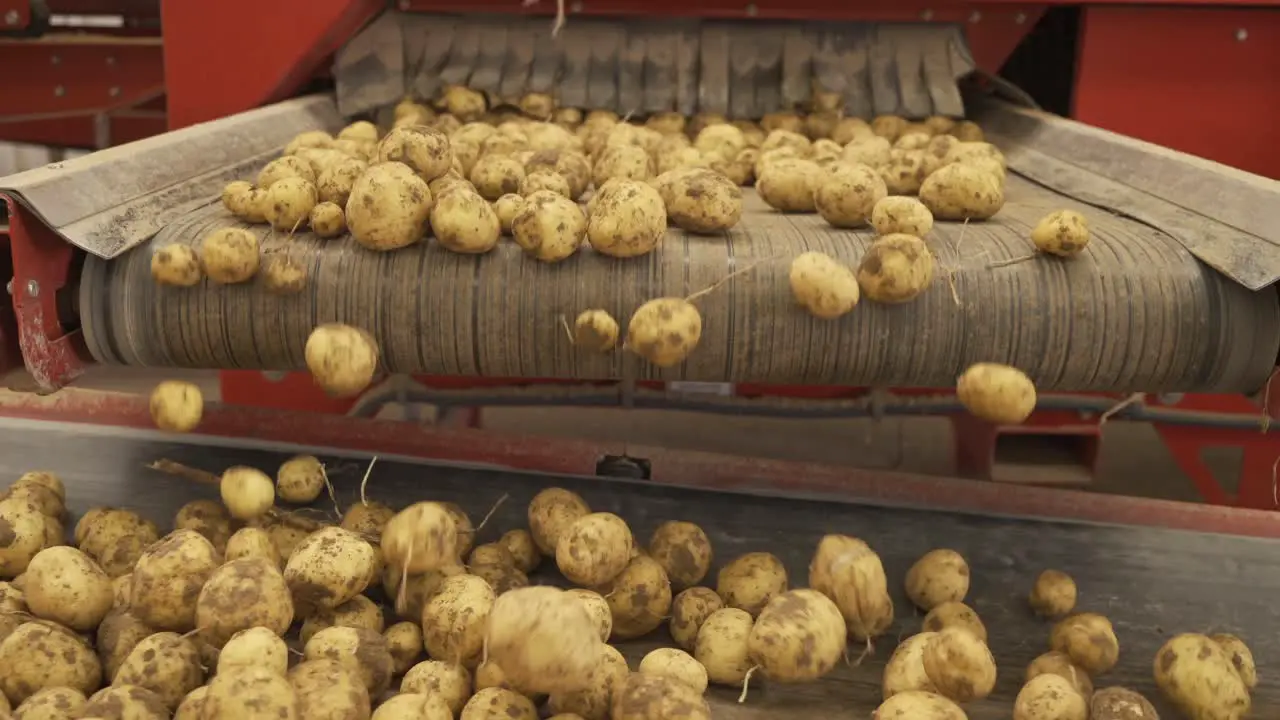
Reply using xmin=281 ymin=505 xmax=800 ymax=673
xmin=969 ymin=11 xmax=982 ymax=23
xmin=25 ymin=280 xmax=39 ymax=298
xmin=920 ymin=9 xmax=934 ymax=21
xmin=50 ymin=55 xmax=60 ymax=65
xmin=1235 ymin=28 xmax=1248 ymax=42
xmin=745 ymin=2 xmax=757 ymax=16
xmin=1015 ymin=12 xmax=1027 ymax=24
xmin=106 ymin=56 xmax=116 ymax=66
xmin=53 ymin=85 xmax=65 ymax=98
xmin=3 ymin=10 xmax=18 ymax=25
xmin=4 ymin=280 xmax=11 ymax=295
xmin=108 ymin=86 xmax=121 ymax=98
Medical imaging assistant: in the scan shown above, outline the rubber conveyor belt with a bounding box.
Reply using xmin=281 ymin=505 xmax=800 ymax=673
xmin=8 ymin=419 xmax=1279 ymax=718
xmin=81 ymin=177 xmax=1280 ymax=392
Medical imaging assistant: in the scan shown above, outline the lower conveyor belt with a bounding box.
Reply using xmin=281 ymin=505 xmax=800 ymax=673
xmin=81 ymin=176 xmax=1280 ymax=392
xmin=11 ymin=418 xmax=1278 ymax=719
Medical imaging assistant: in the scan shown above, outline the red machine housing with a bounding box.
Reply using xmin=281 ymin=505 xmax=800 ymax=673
xmin=2 ymin=0 xmax=1280 ymax=511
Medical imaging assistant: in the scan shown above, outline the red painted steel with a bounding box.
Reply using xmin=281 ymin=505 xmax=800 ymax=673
xmin=0 ymin=1 xmax=30 ymax=30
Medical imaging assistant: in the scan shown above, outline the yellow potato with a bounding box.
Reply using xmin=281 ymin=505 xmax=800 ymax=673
xmin=878 ymin=149 xmax=930 ymax=195
xmin=1211 ymin=633 xmax=1257 ymax=690
xmin=422 ymin=574 xmax=493 ymax=668
xmin=382 ymin=501 xmax=458 ymax=574
xmin=871 ymin=196 xmax=933 ymax=236
xmin=592 ymin=145 xmax=656 ymax=186
xmin=883 ymin=632 xmax=938 ymax=699
xmin=694 ymin=607 xmax=754 ymax=685
xmin=115 ymin=631 xmax=204 ymax=710
xmin=219 ymin=466 xmax=275 ymax=520
xmin=1015 ymin=673 xmax=1088 ymax=720
xmin=385 ymin=620 xmax=424 ymax=675
xmin=757 ymin=158 xmax=822 ymax=213
xmin=310 ymin=201 xmax=347 ymax=238
xmin=0 ymin=621 xmax=102 ymax=703
xmin=202 ymin=665 xmax=298 ymax=720
xmin=1090 ymin=687 xmax=1159 ymax=720
xmin=199 ymin=227 xmax=259 ymax=284
xmin=275 ymin=455 xmax=326 ymax=504
xmin=871 ymin=115 xmax=908 ymax=141
xmin=1026 ymin=651 xmax=1093 ymax=698
xmin=922 ymin=628 xmax=997 ymax=703
xmin=0 ymin=505 xmax=46 ymax=578
xmin=611 ymin=672 xmax=711 ymax=720
xmin=345 ymin=161 xmax=433 ymax=251
xmin=511 ymin=192 xmax=586 ymax=262
xmin=555 ymin=512 xmax=634 ymax=586
xmin=173 ymin=686 xmax=208 ymax=720
xmin=289 ymin=657 xmax=372 ymax=719
xmin=587 ymin=179 xmax=667 ymax=258
xmin=748 ymin=589 xmax=847 ymax=682
xmin=717 ymin=551 xmax=787 ymax=617
xmin=919 ymin=162 xmax=1004 ymax=221
xmin=401 ymin=660 xmax=473 ymax=715
xmin=815 ymin=162 xmax=887 ymax=228
xmin=565 ymin=588 xmax=612 ymax=642
xmin=460 ymin=687 xmax=537 ymax=720
xmin=260 ymin=253 xmax=307 ymax=294
xmin=195 ymin=556 xmax=294 ymax=646
xmin=343 ymin=500 xmax=397 ymax=537
xmin=1029 ymin=569 xmax=1077 ymax=618
xmin=1051 ymin=613 xmax=1120 ymax=674
xmin=571 ymin=309 xmax=620 ymax=352
xmin=82 ymin=685 xmax=169 ymax=720
xmin=285 ymin=130 xmax=334 ymax=155
xmin=258 ymin=156 xmax=316 ymax=189
xmin=299 ymin=593 xmax=384 ymax=644
xmin=528 ymin=488 xmax=591 ymax=555
xmin=470 ymin=155 xmax=526 ymax=201
xmin=843 ymin=136 xmax=892 ymax=169
xmin=520 ymin=169 xmax=571 ymax=198
xmin=485 ymin=586 xmax=602 ymax=694
xmin=647 ymin=520 xmax=712 ymax=590
xmin=809 ymin=535 xmax=895 ymax=641
xmin=789 ymin=251 xmax=860 ymax=320
xmin=601 ymin=553 xmax=673 ymax=640
xmin=148 ymin=380 xmax=203 ymax=432
xmin=264 ymin=176 xmax=318 ymax=231
xmin=23 ymin=546 xmax=114 ymax=631
xmin=693 ymin=124 xmax=746 ymax=163
xmin=305 ymin=323 xmax=379 ymax=398
xmin=492 ymin=193 xmax=524 ymax=234
xmin=669 ymin=586 xmax=723 ymax=651
xmin=150 ymin=244 xmax=203 ymax=287
xmin=638 ymin=647 xmax=708 ymax=694
xmin=430 ymin=189 xmax=501 ymax=254
xmin=443 ymin=86 xmax=486 ymax=121
xmin=304 ymin=625 xmax=394 ymax=696
xmin=377 ymin=125 xmax=454 ymax=181
xmin=922 ymin=601 xmax=986 ymax=643
xmin=372 ymin=693 xmax=453 ymax=720
xmin=284 ymin=526 xmax=375 ymax=613
xmin=905 ymin=549 xmax=970 ymax=611
xmin=219 ymin=626 xmax=289 ymax=675
xmin=96 ymin=608 xmax=153 ymax=681
xmin=873 ymin=690 xmax=966 ymax=720
xmin=1031 ymin=210 xmax=1090 ymax=257
xmin=13 ymin=687 xmax=88 ymax=720
xmin=625 ymin=298 xmax=702 ymax=368
xmin=957 ymin=362 xmax=1037 ymax=425
xmin=666 ymin=170 xmax=743 ymax=234
xmin=131 ymin=530 xmax=220 ymax=632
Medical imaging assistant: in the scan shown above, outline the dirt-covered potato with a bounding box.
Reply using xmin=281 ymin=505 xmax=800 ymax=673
xmin=571 ymin=309 xmax=620 ymax=352
xmin=1051 ymin=612 xmax=1120 ymax=674
xmin=922 ymin=627 xmax=997 ymax=703
xmin=373 ymin=693 xmax=453 ymax=720
xmin=174 ymin=686 xmax=208 ymax=720
xmin=23 ymin=546 xmax=113 ymax=631
xmin=150 ymin=244 xmax=203 ymax=288
xmin=82 ymin=685 xmax=169 ymax=720
xmin=304 ymin=625 xmax=394 ymax=696
xmin=377 ymin=125 xmax=453 ymax=181
xmin=1015 ymin=673 xmax=1088 ymax=720
xmin=289 ymin=657 xmax=372 ymax=720
xmin=261 ymin=253 xmax=307 ymax=294
xmin=97 ymin=608 xmax=153 ymax=681
xmin=815 ymin=162 xmax=887 ymax=228
xmin=519 ymin=169 xmax=570 ymax=198
xmin=1210 ymin=633 xmax=1257 ymax=690
xmin=647 ymin=521 xmax=712 ymax=591
xmin=0 ymin=621 xmax=102 ymax=703
xmin=601 ymin=553 xmax=672 ymax=640
xmin=669 ymin=586 xmax=723 ymax=652
xmin=905 ymin=549 xmax=970 ymax=611
xmin=486 ymin=586 xmax=603 ymax=694
xmin=809 ymin=137 xmax=844 ymax=165
xmin=511 ymin=192 xmax=586 ymax=262
xmin=130 ymin=530 xmax=219 ymax=632
xmin=694 ymin=607 xmax=753 ymax=685
xmin=760 ymin=128 xmax=810 ymax=154
xmin=219 ymin=626 xmax=289 ymax=675
xmin=199 ymin=227 xmax=259 ymax=284
xmin=857 ymin=233 xmax=935 ymax=304
xmin=1027 ymin=650 xmax=1094 ymax=698
xmin=1031 ymin=210 xmax=1090 ymax=257
xmin=459 ymin=687 xmax=537 ymax=720
xmin=587 ymin=179 xmax=667 ymax=258
xmin=693 ymin=124 xmax=746 ymax=163
xmin=1030 ymin=569 xmax=1077 ymax=618
xmin=300 ymin=593 xmax=384 ymax=644
xmin=145 ymin=379 xmax=204 ymax=433
xmin=381 ymin=501 xmax=458 ymax=575
xmin=638 ymin=647 xmax=707 ymax=694
xmin=346 ymin=161 xmax=433 ymax=251
xmin=203 ymin=665 xmax=298 ymax=720
xmin=666 ymin=169 xmax=743 ymax=233
xmin=878 ymin=149 xmax=930 ymax=195
xmin=757 ymin=158 xmax=822 ymax=212
xmin=264 ymin=176 xmax=318 ymax=231
xmin=13 ymin=686 xmax=88 ymax=719
xmin=922 ymin=600 xmax=986 ymax=643
xmin=611 ymin=671 xmax=711 ymax=720
xmin=494 ymin=529 xmax=539 ymax=575
xmin=114 ymin=631 xmax=203 ymax=710
xmin=316 ymin=157 xmax=367 ymax=205
xmin=492 ymin=193 xmax=524 ymax=234
xmin=258 ymin=156 xmax=315 ymax=189
xmin=1090 ymin=687 xmax=1160 ymax=720
xmin=873 ymin=690 xmax=966 ymax=720
xmin=422 ymin=574 xmax=493 ymax=668
xmin=382 ymin=620 xmax=423 ymax=675
xmin=544 ymin=642 xmax=627 ymax=720
xmin=285 ymin=130 xmax=334 ymax=155
xmin=593 ymin=145 xmax=656 ymax=186
xmin=625 ymin=298 xmax=702 ymax=368
xmin=0 ymin=581 xmax=27 ymax=639
xmin=957 ymin=362 xmax=1037 ymax=425
xmin=883 ymin=632 xmax=938 ymax=699
xmin=555 ymin=512 xmax=633 ymax=587
xmin=274 ymin=455 xmax=325 ymax=504
xmin=310 ymin=201 xmax=347 ymax=238
xmin=717 ymin=551 xmax=788 ymax=617
xmin=468 ymin=155 xmax=525 ymax=201
xmin=564 ymin=588 xmax=612 ymax=642
xmin=196 ymin=556 xmax=293 ymax=646
xmin=789 ymin=251 xmax=860 ymax=320
xmin=749 ymin=589 xmax=847 ymax=682
xmin=528 ymin=488 xmax=591 ymax=555
xmin=283 ymin=526 xmax=374 ymax=613
xmin=305 ymin=323 xmax=379 ymax=398
xmin=401 ymin=660 xmax=472 ymax=715
xmin=871 ymin=196 xmax=933 ymax=236
xmin=429 ymin=188 xmax=501 ymax=254
xmin=843 ymin=136 xmax=892 ymax=168
xmin=219 ymin=465 xmax=274 ymax=521
xmin=0 ymin=507 xmax=46 ymax=578
xmin=919 ymin=162 xmax=1004 ymax=221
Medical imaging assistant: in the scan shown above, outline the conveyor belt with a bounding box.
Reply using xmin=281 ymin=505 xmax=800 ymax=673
xmin=81 ymin=177 xmax=1280 ymax=392
xmin=7 ymin=418 xmax=1279 ymax=719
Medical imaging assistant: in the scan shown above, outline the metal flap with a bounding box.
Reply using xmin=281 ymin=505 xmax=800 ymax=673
xmin=0 ymin=95 xmax=342 ymax=260
xmin=335 ymin=11 xmax=975 ymax=119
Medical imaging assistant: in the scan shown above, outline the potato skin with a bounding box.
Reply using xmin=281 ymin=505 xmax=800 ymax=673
xmin=130 ymin=529 xmax=220 ymax=632
xmin=694 ymin=607 xmax=754 ymax=685
xmin=922 ymin=601 xmax=986 ymax=643
xmin=0 ymin=621 xmax=103 ymax=703
xmin=1030 ymin=569 xmax=1077 ymax=618
xmin=647 ymin=520 xmax=713 ymax=591
xmin=717 ymin=551 xmax=788 ymax=617
xmin=1014 ymin=673 xmax=1088 ymax=720
xmin=1154 ymin=633 xmax=1249 ymax=720
xmin=586 ymin=180 xmax=667 ymax=258
xmin=610 ymin=672 xmax=711 ymax=720
xmin=377 ymin=125 xmax=453 ymax=182
xmin=196 ymin=557 xmax=294 ymax=646
xmin=871 ymin=196 xmax=933 ymax=236
xmin=527 ymin=488 xmax=590 ymax=555
xmin=511 ymin=192 xmax=587 ymax=262
xmin=957 ymin=362 xmax=1037 ymax=425
xmin=904 ymin=549 xmax=970 ymax=611
xmin=919 ymin=162 xmax=1004 ymax=221
xmin=625 ymin=298 xmax=702 ymax=368
xmin=816 ymin=162 xmax=887 ymax=228
xmin=199 ymin=228 xmax=260 ymax=284
xmin=789 ymin=251 xmax=860 ymax=320
xmin=666 ymin=170 xmax=743 ymax=234
xmin=922 ymin=627 xmax=997 ymax=703
xmin=23 ymin=546 xmax=114 ymax=632
xmin=882 ymin=632 xmax=938 ymax=699
xmin=150 ymin=244 xmax=203 ymax=287
xmin=430 ymin=189 xmax=501 ymax=255
xmin=345 ymin=161 xmax=433 ymax=251
xmin=747 ymin=589 xmax=847 ymax=682
xmin=1051 ymin=613 xmax=1120 ymax=675
xmin=873 ymin=690 xmax=966 ymax=720
xmin=856 ymin=233 xmax=935 ymax=304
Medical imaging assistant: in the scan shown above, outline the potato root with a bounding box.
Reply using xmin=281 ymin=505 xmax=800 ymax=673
xmin=1030 ymin=569 xmax=1077 ymax=618
xmin=957 ymin=362 xmax=1037 ymax=425
xmin=856 ymin=233 xmax=935 ymax=304
xmin=789 ymin=251 xmax=860 ymax=319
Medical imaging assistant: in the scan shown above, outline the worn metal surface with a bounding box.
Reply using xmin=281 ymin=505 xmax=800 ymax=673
xmin=0 ymin=94 xmax=342 ymax=259
xmin=335 ymin=11 xmax=974 ymax=119
xmin=973 ymin=97 xmax=1280 ymax=290
xmin=82 ymin=179 xmax=1279 ymax=392
xmin=3 ymin=418 xmax=1276 ymax=719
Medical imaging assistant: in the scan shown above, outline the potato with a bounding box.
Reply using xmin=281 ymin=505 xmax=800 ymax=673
xmin=1044 ymin=613 xmax=1122 ymax=678
xmin=203 ymin=665 xmax=298 ymax=720
xmin=173 ymin=686 xmax=208 ymax=720
xmin=611 ymin=672 xmax=710 ymax=720
xmin=22 ymin=546 xmax=113 ymax=631
xmin=300 ymin=593 xmax=384 ymax=644
xmin=602 ymin=552 xmax=672 ymax=640
xmin=384 ymin=563 xmax=462 ymax=620
xmin=871 ymin=196 xmax=933 ymax=236
xmin=486 ymin=586 xmax=602 ymax=694
xmin=141 ymin=379 xmax=205 ymax=435
xmin=379 ymin=620 xmax=423 ymax=675
xmin=315 ymin=157 xmax=365 ymax=205
xmin=1208 ymin=633 xmax=1256 ymax=690
xmin=0 ymin=506 xmax=46 ymax=578
xmin=519 ymin=169 xmax=570 ymax=198
xmin=82 ymin=685 xmax=169 ymax=720
xmin=285 ymin=130 xmax=334 ymax=155
xmin=760 ymin=127 xmax=809 ymax=153
xmin=226 ymin=188 xmax=268 ymax=224
xmin=283 ymin=526 xmax=374 ymax=613
xmin=458 ymin=687 xmax=537 ymax=720
xmin=693 ymin=124 xmax=746 ymax=163
xmin=1029 ymin=569 xmax=1077 ymax=618
xmin=877 ymin=149 xmax=929 ymax=195
xmin=922 ymin=628 xmax=997 ymax=703
xmin=593 ymin=145 xmax=656 ymax=186
xmin=422 ymin=574 xmax=493 ymax=667
xmin=1090 ymin=687 xmax=1159 ymax=720
xmin=304 ymin=625 xmax=394 ymax=696
xmin=274 ymin=455 xmax=326 ymax=504
xmin=555 ymin=512 xmax=633 ymax=587
xmin=218 ymin=466 xmax=274 ymax=521
xmin=748 ymin=588 xmax=846 ymax=682
xmin=625 ymin=298 xmax=702 ymax=368
xmin=789 ymin=251 xmax=860 ymax=320
xmin=219 ymin=626 xmax=288 ymax=675
xmin=883 ymin=632 xmax=939 ymax=698
xmin=78 ymin=508 xmax=158 ymax=557
xmin=345 ymin=161 xmax=433 ymax=251
xmin=199 ymin=227 xmax=259 ymax=284
xmin=571 ymin=310 xmax=619 ymax=352
xmin=381 ymin=502 xmax=458 ymax=575
xmin=528 ymin=488 xmax=591 ymax=555
xmin=587 ymin=180 xmax=667 ymax=258
xmin=97 ymin=608 xmax=153 ymax=681
xmin=717 ymin=551 xmax=787 ymax=617
xmin=343 ymin=501 xmax=396 ymax=537
xmin=443 ymin=86 xmax=486 ymax=121
xmin=904 ymin=549 xmax=969 ymax=611
xmin=757 ymin=158 xmax=821 ymax=212
xmin=817 ymin=161 xmax=886 ymax=227
xmin=170 ymin=501 xmax=230 ymax=556
xmin=511 ymin=192 xmax=586 ymax=262
xmin=957 ymin=362 xmax=1037 ymax=425
xmin=468 ymin=155 xmax=525 ymax=201
xmin=338 ymin=120 xmax=378 ymax=144
xmin=1026 ymin=650 xmax=1094 ymax=698
xmin=646 ymin=112 xmax=686 ymax=135
xmin=1031 ymin=209 xmax=1090 ymax=257
xmin=130 ymin=530 xmax=219 ymax=632
xmin=665 ymin=170 xmax=742 ymax=234
xmin=857 ymin=233 xmax=934 ymax=304
xmin=260 ymin=253 xmax=307 ymax=294
xmin=372 ymin=693 xmax=451 ymax=720
xmin=694 ymin=607 xmax=753 ymax=685
xmin=843 ymin=136 xmax=892 ymax=168
xmin=809 ymin=137 xmax=844 ymax=164
xmin=646 ymin=521 xmax=712 ymax=591
xmin=264 ymin=177 xmax=318 ymax=232
xmin=149 ymin=244 xmax=203 ymax=288
xmin=486 ymin=194 xmax=522 ymax=235
xmin=196 ymin=556 xmax=293 ymax=646
xmin=873 ymin=690 xmax=966 ymax=720
xmin=114 ymin=631 xmax=203 ymax=710
xmin=305 ymin=323 xmax=379 ymax=398
xmin=638 ymin=647 xmax=707 ymax=695
xmin=1015 ymin=673 xmax=1088 ymax=720
xmin=0 ymin=621 xmax=102 ymax=703
xmin=429 ymin=188 xmax=501 ymax=254
xmin=0 ymin=581 xmax=26 ymax=640
xmin=308 ymin=202 xmax=347 ymax=238
xmin=919 ymin=162 xmax=1004 ymax=221
xmin=489 ymin=530 xmax=537 ymax=575
xmin=401 ymin=660 xmax=472 ymax=715
xmin=377 ymin=125 xmax=453 ymax=181
xmin=258 ymin=156 xmax=315 ymax=189
xmin=669 ymin=586 xmax=722 ymax=651
xmin=13 ymin=686 xmax=87 ymax=719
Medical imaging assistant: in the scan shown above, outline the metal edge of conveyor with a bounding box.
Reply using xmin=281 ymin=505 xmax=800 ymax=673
xmin=0 ymin=94 xmax=345 ymax=261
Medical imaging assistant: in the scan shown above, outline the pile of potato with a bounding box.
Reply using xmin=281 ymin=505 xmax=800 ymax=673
xmin=0 ymin=456 xmax=1262 ymax=720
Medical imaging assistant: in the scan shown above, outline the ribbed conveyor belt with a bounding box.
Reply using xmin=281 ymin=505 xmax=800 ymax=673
xmin=81 ymin=175 xmax=1280 ymax=393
